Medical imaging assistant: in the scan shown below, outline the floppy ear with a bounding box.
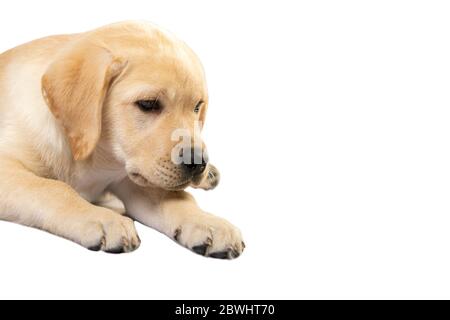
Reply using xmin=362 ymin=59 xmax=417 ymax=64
xmin=42 ymin=42 xmax=126 ymax=160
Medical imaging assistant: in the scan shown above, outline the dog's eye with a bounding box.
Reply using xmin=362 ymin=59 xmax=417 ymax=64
xmin=194 ymin=101 xmax=203 ymax=113
xmin=135 ymin=100 xmax=162 ymax=113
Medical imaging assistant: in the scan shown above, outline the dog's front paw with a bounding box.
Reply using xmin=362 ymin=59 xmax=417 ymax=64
xmin=191 ymin=164 xmax=220 ymax=191
xmin=173 ymin=213 xmax=244 ymax=259
xmin=78 ymin=211 xmax=141 ymax=253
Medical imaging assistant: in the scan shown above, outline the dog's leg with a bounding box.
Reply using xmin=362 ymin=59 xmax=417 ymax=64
xmin=0 ymin=159 xmax=140 ymax=253
xmin=110 ymin=178 xmax=245 ymax=259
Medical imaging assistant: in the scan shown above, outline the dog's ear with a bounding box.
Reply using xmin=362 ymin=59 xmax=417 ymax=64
xmin=42 ymin=41 xmax=126 ymax=160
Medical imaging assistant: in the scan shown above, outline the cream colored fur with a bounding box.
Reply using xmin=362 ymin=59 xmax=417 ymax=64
xmin=0 ymin=21 xmax=244 ymax=258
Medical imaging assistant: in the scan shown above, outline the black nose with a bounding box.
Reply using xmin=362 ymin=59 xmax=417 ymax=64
xmin=182 ymin=148 xmax=208 ymax=176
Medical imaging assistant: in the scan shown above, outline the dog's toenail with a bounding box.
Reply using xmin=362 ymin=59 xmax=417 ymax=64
xmin=87 ymin=244 xmax=102 ymax=251
xmin=231 ymin=247 xmax=240 ymax=258
xmin=192 ymin=244 xmax=209 ymax=256
xmin=132 ymin=239 xmax=140 ymax=250
xmin=209 ymin=251 xmax=230 ymax=259
xmin=105 ymin=246 xmax=125 ymax=254
xmin=173 ymin=228 xmax=182 ymax=242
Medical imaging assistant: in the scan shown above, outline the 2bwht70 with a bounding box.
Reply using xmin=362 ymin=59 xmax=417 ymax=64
xmin=219 ymin=304 xmax=275 ymax=315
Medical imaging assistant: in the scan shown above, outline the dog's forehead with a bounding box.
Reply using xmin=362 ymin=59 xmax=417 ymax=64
xmin=125 ymin=56 xmax=206 ymax=99
xmin=124 ymin=51 xmax=207 ymax=101
xmin=103 ymin=22 xmax=203 ymax=70
xmin=99 ymin=22 xmax=208 ymax=99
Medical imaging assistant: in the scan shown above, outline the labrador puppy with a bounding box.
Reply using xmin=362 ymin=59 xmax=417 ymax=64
xmin=0 ymin=21 xmax=244 ymax=259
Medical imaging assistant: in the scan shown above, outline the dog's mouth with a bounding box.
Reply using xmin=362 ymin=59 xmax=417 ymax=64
xmin=164 ymin=181 xmax=191 ymax=191
xmin=128 ymin=170 xmax=191 ymax=190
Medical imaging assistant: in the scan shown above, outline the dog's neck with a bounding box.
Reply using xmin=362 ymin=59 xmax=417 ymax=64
xmin=68 ymin=138 xmax=127 ymax=203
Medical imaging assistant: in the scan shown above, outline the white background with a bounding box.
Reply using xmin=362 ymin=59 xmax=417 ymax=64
xmin=0 ymin=0 xmax=450 ymax=299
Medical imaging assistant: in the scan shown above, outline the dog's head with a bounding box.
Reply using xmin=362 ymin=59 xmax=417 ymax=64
xmin=42 ymin=22 xmax=214 ymax=190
